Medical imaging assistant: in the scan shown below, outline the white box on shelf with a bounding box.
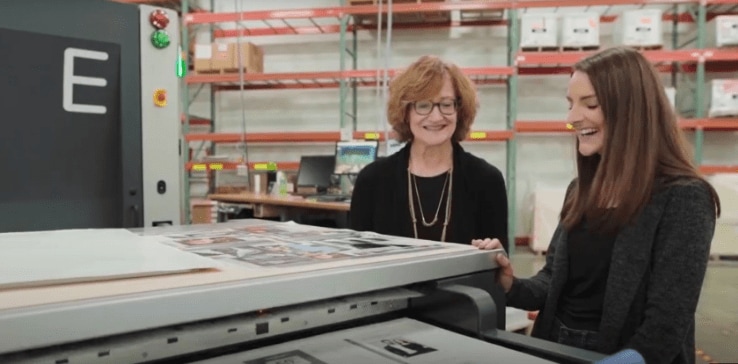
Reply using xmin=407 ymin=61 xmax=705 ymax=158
xmin=664 ymin=86 xmax=676 ymax=109
xmin=708 ymin=79 xmax=738 ymax=117
xmin=520 ymin=13 xmax=558 ymax=49
xmin=530 ymin=184 xmax=568 ymax=254
xmin=559 ymin=12 xmax=600 ymax=49
xmin=706 ymin=15 xmax=738 ymax=48
xmin=613 ymin=9 xmax=663 ymax=48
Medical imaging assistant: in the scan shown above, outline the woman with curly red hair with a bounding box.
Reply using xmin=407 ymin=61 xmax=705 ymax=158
xmin=349 ymin=55 xmax=508 ymax=251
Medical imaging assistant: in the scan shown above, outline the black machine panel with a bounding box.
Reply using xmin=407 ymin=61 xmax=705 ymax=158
xmin=0 ymin=0 xmax=143 ymax=232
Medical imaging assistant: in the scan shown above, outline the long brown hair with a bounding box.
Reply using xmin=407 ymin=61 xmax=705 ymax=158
xmin=561 ymin=47 xmax=721 ymax=233
xmin=387 ymin=55 xmax=478 ymax=142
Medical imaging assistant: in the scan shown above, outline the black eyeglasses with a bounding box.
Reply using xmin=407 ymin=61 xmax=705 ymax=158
xmin=410 ymin=99 xmax=458 ymax=116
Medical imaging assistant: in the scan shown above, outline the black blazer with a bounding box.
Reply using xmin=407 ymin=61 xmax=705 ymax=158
xmin=349 ymin=142 xmax=509 ymax=250
xmin=507 ymin=178 xmax=716 ymax=364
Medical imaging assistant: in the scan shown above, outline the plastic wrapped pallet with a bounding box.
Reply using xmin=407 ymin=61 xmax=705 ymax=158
xmin=664 ymin=86 xmax=676 ymax=109
xmin=706 ymin=15 xmax=738 ymax=48
xmin=520 ymin=13 xmax=558 ymax=50
xmin=708 ymin=79 xmax=738 ymax=118
xmin=558 ymin=12 xmax=600 ymax=50
xmin=706 ymin=174 xmax=738 ymax=257
xmin=613 ymin=9 xmax=663 ymax=48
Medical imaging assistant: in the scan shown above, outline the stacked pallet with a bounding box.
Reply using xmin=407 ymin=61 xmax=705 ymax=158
xmin=193 ymin=42 xmax=264 ymax=74
xmin=349 ymin=0 xmax=451 ymax=25
xmin=458 ymin=0 xmax=504 ymax=24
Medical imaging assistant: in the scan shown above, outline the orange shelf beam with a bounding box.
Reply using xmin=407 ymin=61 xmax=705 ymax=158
xmin=356 ymin=130 xmax=513 ymax=141
xmin=213 ymin=20 xmax=509 ymax=38
xmin=515 ymin=0 xmax=697 ymax=7
xmin=209 ymin=12 xmax=708 ymax=38
xmin=186 ymin=161 xmax=738 ymax=174
xmin=704 ymin=49 xmax=738 ymax=62
xmin=516 ymin=118 xmax=738 ymax=133
xmin=515 ymin=121 xmax=573 ymax=133
xmin=679 ymin=118 xmax=738 ymax=130
xmin=184 ymin=0 xmax=721 ymax=25
xmin=185 ymin=132 xmax=341 ymax=143
xmin=186 ymin=130 xmax=512 ymax=144
xmin=516 ymin=49 xmax=705 ymax=66
xmin=181 ymin=115 xmax=211 ymax=126
xmin=700 ymin=165 xmax=738 ymax=174
xmin=186 ymin=161 xmax=300 ymax=171
xmin=187 ymin=67 xmax=513 ymax=90
xmin=185 ymin=3 xmax=513 ymax=24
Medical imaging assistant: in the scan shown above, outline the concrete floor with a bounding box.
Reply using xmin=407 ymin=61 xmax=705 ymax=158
xmin=509 ymin=249 xmax=738 ymax=363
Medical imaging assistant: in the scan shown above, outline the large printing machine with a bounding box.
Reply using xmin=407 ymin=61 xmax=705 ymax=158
xmin=0 ymin=220 xmax=612 ymax=364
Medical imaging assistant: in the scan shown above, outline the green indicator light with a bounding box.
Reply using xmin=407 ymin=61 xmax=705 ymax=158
xmin=151 ymin=30 xmax=170 ymax=49
xmin=176 ymin=45 xmax=187 ymax=78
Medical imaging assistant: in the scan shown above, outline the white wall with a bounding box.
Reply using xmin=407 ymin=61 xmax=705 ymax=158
xmin=186 ymin=0 xmax=738 ymax=237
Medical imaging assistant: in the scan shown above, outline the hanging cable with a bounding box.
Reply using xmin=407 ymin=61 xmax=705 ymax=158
xmin=235 ymin=0 xmax=249 ymax=169
xmin=381 ymin=0 xmax=393 ymax=154
xmin=375 ymin=0 xmax=383 ymax=143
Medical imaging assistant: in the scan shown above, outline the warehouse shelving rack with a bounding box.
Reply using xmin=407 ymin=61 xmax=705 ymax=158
xmin=171 ymin=0 xmax=738 ymax=246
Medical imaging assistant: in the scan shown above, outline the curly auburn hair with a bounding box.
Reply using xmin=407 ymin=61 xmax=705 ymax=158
xmin=387 ymin=55 xmax=478 ymax=142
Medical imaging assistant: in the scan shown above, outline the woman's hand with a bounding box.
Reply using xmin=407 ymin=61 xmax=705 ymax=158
xmin=472 ymin=238 xmax=514 ymax=293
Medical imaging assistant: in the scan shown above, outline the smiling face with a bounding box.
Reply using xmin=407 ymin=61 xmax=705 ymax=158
xmin=407 ymin=75 xmax=457 ymax=148
xmin=567 ymin=71 xmax=606 ymax=157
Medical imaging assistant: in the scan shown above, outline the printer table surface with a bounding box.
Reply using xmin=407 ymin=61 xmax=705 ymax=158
xmin=0 ymin=220 xmax=500 ymax=355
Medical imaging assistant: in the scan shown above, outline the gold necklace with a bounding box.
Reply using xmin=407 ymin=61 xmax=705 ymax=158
xmin=412 ymin=171 xmax=449 ymax=227
xmin=407 ymin=168 xmax=453 ymax=242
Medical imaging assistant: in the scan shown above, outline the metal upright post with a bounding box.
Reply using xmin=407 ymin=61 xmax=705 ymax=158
xmin=694 ymin=2 xmax=706 ymax=165
xmin=353 ymin=22 xmax=358 ymax=133
xmin=339 ymin=9 xmax=350 ymax=137
xmin=506 ymin=8 xmax=519 ymax=255
xmin=181 ymin=0 xmax=191 ymax=224
xmin=208 ymin=0 xmax=217 ymax=198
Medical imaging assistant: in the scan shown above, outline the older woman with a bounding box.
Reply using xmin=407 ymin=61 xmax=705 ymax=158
xmin=349 ymin=55 xmax=509 ymax=251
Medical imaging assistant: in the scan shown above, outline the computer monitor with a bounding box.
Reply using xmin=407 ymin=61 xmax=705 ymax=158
xmin=334 ymin=140 xmax=379 ymax=175
xmin=296 ymin=155 xmax=336 ymax=192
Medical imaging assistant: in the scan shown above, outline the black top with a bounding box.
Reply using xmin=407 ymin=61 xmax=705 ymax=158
xmin=349 ymin=142 xmax=509 ymax=251
xmin=557 ymin=219 xmax=617 ymax=331
xmin=410 ymin=171 xmax=452 ymax=242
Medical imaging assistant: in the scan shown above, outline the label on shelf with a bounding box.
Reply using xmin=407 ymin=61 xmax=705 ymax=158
xmin=364 ymin=132 xmax=380 ymax=140
xmin=194 ymin=44 xmax=212 ymax=59
xmin=469 ymin=131 xmax=487 ymax=139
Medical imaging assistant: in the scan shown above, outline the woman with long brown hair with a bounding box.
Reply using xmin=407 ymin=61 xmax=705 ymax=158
xmin=475 ymin=46 xmax=720 ymax=364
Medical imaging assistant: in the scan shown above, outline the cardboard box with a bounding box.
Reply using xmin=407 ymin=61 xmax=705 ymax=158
xmin=193 ymin=44 xmax=213 ymax=73
xmin=706 ymin=15 xmax=738 ymax=48
xmin=191 ymin=202 xmax=216 ymax=224
xmin=520 ymin=13 xmax=558 ymax=49
xmin=708 ymin=79 xmax=738 ymax=118
xmin=211 ymin=43 xmax=231 ymax=72
xmin=613 ymin=9 xmax=663 ymax=48
xmin=227 ymin=42 xmax=264 ymax=73
xmin=559 ymin=13 xmax=600 ymax=49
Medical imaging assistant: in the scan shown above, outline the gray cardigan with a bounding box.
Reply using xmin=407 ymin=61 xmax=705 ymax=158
xmin=507 ymin=178 xmax=716 ymax=364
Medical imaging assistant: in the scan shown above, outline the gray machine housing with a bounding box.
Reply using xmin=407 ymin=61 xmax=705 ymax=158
xmin=0 ymin=221 xmax=607 ymax=364
xmin=0 ymin=0 xmax=181 ymax=231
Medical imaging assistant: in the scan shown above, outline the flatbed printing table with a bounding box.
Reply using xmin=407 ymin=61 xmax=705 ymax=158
xmin=0 ymin=219 xmax=606 ymax=363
